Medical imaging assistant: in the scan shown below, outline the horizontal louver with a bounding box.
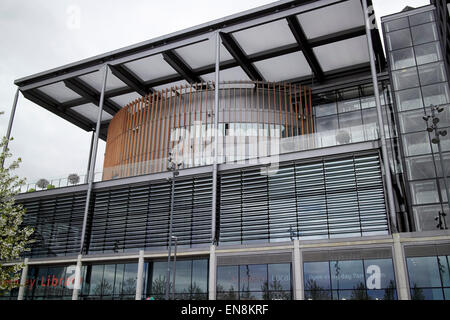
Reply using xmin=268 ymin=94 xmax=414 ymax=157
xmin=19 ymin=193 xmax=86 ymax=258
xmin=86 ymin=174 xmax=212 ymax=254
xmin=219 ymin=152 xmax=389 ymax=244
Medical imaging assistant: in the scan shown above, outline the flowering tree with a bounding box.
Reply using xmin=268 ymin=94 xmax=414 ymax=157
xmin=0 ymin=133 xmax=34 ymax=290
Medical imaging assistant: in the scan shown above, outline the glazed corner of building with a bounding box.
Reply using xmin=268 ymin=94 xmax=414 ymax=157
xmin=5 ymin=0 xmax=450 ymax=301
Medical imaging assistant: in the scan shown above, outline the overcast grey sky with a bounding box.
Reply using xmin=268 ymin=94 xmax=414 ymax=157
xmin=0 ymin=0 xmax=430 ymax=185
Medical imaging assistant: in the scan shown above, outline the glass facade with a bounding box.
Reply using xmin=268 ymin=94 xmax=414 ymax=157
xmin=80 ymin=263 xmax=139 ymax=300
xmin=146 ymin=259 xmax=209 ymax=300
xmin=303 ymin=258 xmax=397 ymax=300
xmin=384 ymin=9 xmax=450 ymax=231
xmin=406 ymin=255 xmax=450 ymax=300
xmin=216 ymin=263 xmax=292 ymax=300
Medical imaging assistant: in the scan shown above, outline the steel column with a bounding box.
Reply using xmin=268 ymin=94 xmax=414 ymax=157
xmin=211 ymin=31 xmax=221 ymax=243
xmin=17 ymin=258 xmax=29 ymax=300
xmin=362 ymin=0 xmax=398 ymax=233
xmin=392 ymin=234 xmax=410 ymax=300
xmin=85 ymin=130 xmax=95 ymax=183
xmin=293 ymin=240 xmax=303 ymax=300
xmin=2 ymin=88 xmax=20 ymax=168
xmin=208 ymin=244 xmax=217 ymax=300
xmin=71 ymin=254 xmax=83 ymax=300
xmin=79 ymin=64 xmax=109 ymax=253
xmin=135 ymin=250 xmax=145 ymax=300
xmin=165 ymin=169 xmax=176 ymax=300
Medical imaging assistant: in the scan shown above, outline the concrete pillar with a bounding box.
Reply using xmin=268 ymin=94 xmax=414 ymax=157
xmin=136 ymin=250 xmax=145 ymax=300
xmin=293 ymin=240 xmax=303 ymax=300
xmin=17 ymin=258 xmax=29 ymax=300
xmin=71 ymin=254 xmax=83 ymax=300
xmin=208 ymin=244 xmax=217 ymax=300
xmin=392 ymin=233 xmax=410 ymax=300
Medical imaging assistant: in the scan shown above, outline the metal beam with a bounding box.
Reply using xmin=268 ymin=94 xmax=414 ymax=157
xmin=286 ymin=16 xmax=325 ymax=82
xmin=63 ymin=78 xmax=121 ymax=116
xmin=21 ymin=89 xmax=93 ymax=131
xmin=219 ymin=32 xmax=263 ymax=81
xmin=109 ymin=64 xmax=151 ymax=96
xmin=79 ymin=64 xmax=109 ymax=253
xmin=162 ymin=50 xmax=201 ymax=84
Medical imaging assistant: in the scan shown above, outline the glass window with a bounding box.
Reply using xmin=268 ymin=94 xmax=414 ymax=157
xmin=418 ymin=62 xmax=447 ymax=86
xmin=409 ymin=11 xmax=434 ymax=26
xmin=122 ymin=263 xmax=137 ymax=296
xmin=439 ymin=256 xmax=450 ymax=287
xmin=268 ymin=264 xmax=291 ymax=291
xmin=411 ymin=23 xmax=438 ymax=45
xmin=405 ymin=155 xmax=437 ymax=180
xmin=390 ymin=47 xmax=416 ymax=70
xmin=304 ymin=262 xmax=331 ymax=291
xmin=150 ymin=262 xmax=168 ymax=296
xmin=398 ymin=108 xmax=427 ymax=133
xmin=240 ymin=264 xmax=267 ymax=292
xmin=316 ymin=115 xmax=338 ymax=132
xmin=384 ymin=18 xmax=409 ymax=32
xmin=407 ymin=257 xmax=442 ymax=287
xmin=102 ymin=264 xmax=115 ymax=297
xmin=330 ymin=260 xmax=364 ymax=290
xmin=395 ymin=87 xmax=424 ymax=111
xmin=192 ymin=260 xmax=208 ymax=294
xmin=422 ymin=83 xmax=450 ymax=107
xmin=88 ymin=265 xmax=104 ymax=296
xmin=402 ymin=131 xmax=431 ymax=156
xmin=415 ymin=42 xmax=442 ymax=65
xmin=363 ymin=259 xmax=396 ymax=291
xmin=386 ymin=28 xmax=412 ymax=51
xmin=217 ymin=265 xmax=239 ymax=293
xmin=114 ymin=264 xmax=124 ymax=297
xmin=315 ymin=103 xmax=337 ymax=117
xmin=413 ymin=204 xmax=445 ymax=231
xmin=174 ymin=260 xmax=192 ymax=294
xmin=360 ymin=96 xmax=376 ymax=109
xmin=392 ymin=67 xmax=420 ymax=91
xmin=362 ymin=108 xmax=377 ymax=126
xmin=337 ymin=99 xmax=361 ymax=113
xmin=410 ymin=179 xmax=440 ymax=205
xmin=339 ymin=111 xmax=362 ymax=129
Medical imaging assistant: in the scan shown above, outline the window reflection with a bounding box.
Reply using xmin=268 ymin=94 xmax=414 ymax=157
xmin=217 ymin=263 xmax=292 ymax=300
xmin=406 ymin=255 xmax=450 ymax=300
xmin=304 ymin=258 xmax=397 ymax=300
xmin=148 ymin=259 xmax=208 ymax=300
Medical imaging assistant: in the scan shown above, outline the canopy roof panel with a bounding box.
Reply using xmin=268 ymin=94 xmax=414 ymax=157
xmin=14 ymin=0 xmax=385 ymax=140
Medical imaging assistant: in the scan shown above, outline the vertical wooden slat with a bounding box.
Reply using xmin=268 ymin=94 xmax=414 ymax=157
xmin=299 ymin=84 xmax=304 ymax=136
xmin=304 ymin=86 xmax=309 ymax=135
xmin=135 ymin=98 xmax=145 ymax=176
xmin=150 ymin=92 xmax=160 ymax=172
xmin=198 ymin=82 xmax=204 ymax=166
xmin=142 ymin=94 xmax=152 ymax=175
xmin=159 ymin=88 xmax=168 ymax=172
xmin=146 ymin=93 xmax=156 ymax=175
xmin=278 ymin=82 xmax=283 ymax=139
xmin=288 ymin=84 xmax=295 ymax=137
xmin=176 ymin=86 xmax=182 ymax=165
xmin=154 ymin=91 xmax=163 ymax=173
xmin=309 ymin=87 xmax=314 ymax=134
xmin=187 ymin=84 xmax=192 ymax=168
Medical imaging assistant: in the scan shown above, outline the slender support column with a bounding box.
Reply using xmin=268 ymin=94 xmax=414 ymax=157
xmin=79 ymin=64 xmax=109 ymax=253
xmin=208 ymin=244 xmax=217 ymax=300
xmin=172 ymin=237 xmax=178 ymax=300
xmin=165 ymin=169 xmax=176 ymax=300
xmin=2 ymin=88 xmax=20 ymax=169
xmin=135 ymin=250 xmax=145 ymax=300
xmin=71 ymin=254 xmax=83 ymax=300
xmin=85 ymin=131 xmax=95 ymax=184
xmin=293 ymin=240 xmax=303 ymax=300
xmin=362 ymin=0 xmax=398 ymax=233
xmin=17 ymin=258 xmax=29 ymax=300
xmin=211 ymin=31 xmax=221 ymax=243
xmin=392 ymin=234 xmax=410 ymax=300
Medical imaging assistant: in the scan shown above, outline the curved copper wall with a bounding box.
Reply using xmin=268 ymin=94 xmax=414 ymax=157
xmin=103 ymin=81 xmax=313 ymax=180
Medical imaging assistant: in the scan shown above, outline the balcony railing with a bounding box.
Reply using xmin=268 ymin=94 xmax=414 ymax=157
xmin=19 ymin=123 xmax=379 ymax=193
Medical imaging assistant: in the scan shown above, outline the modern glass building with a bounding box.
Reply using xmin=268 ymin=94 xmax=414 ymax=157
xmin=1 ymin=0 xmax=450 ymax=300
